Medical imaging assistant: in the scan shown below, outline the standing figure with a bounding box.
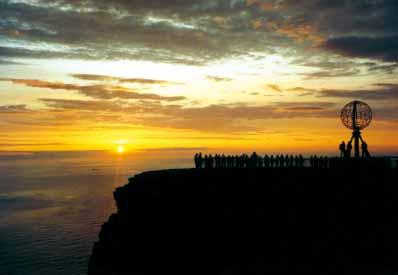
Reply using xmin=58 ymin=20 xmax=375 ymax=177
xmin=294 ymin=155 xmax=299 ymax=168
xmin=361 ymin=142 xmax=370 ymax=158
xmin=197 ymin=153 xmax=203 ymax=168
xmin=264 ymin=154 xmax=270 ymax=168
xmin=346 ymin=142 xmax=352 ymax=158
xmin=298 ymin=155 xmax=303 ymax=168
xmin=275 ymin=155 xmax=280 ymax=168
xmin=313 ymin=155 xmax=318 ymax=168
xmin=194 ymin=153 xmax=199 ymax=168
xmin=279 ymin=155 xmax=285 ymax=167
xmin=324 ymin=156 xmax=329 ymax=168
xmin=209 ymin=154 xmax=214 ymax=168
xmin=250 ymin=152 xmax=258 ymax=168
xmin=339 ymin=141 xmax=346 ymax=158
xmin=258 ymin=156 xmax=264 ymax=168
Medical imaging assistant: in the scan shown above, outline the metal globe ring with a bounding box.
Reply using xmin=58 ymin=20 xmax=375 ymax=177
xmin=340 ymin=100 xmax=372 ymax=130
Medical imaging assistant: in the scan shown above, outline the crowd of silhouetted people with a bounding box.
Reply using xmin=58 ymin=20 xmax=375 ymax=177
xmin=194 ymin=152 xmax=331 ymax=169
xmin=339 ymin=141 xmax=370 ymax=158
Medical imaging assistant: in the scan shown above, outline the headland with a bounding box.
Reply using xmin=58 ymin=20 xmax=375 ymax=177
xmin=89 ymin=165 xmax=398 ymax=275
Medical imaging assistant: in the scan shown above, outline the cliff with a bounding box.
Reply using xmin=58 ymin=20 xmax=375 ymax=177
xmin=89 ymin=167 xmax=398 ymax=275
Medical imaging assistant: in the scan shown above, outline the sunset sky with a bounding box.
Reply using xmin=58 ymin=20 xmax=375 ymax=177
xmin=0 ymin=0 xmax=397 ymax=154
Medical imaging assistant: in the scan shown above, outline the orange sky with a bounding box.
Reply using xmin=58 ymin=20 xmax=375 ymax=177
xmin=0 ymin=0 xmax=397 ymax=155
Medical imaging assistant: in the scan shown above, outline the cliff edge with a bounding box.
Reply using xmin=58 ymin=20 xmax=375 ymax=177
xmin=89 ymin=167 xmax=398 ymax=275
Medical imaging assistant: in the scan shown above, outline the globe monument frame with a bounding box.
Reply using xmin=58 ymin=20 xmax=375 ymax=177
xmin=340 ymin=100 xmax=373 ymax=158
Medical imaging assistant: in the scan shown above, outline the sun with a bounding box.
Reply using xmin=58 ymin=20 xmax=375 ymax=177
xmin=117 ymin=146 xmax=125 ymax=154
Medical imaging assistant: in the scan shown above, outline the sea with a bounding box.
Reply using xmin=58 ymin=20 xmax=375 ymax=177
xmin=1 ymin=150 xmax=397 ymax=275
xmin=0 ymin=150 xmax=192 ymax=275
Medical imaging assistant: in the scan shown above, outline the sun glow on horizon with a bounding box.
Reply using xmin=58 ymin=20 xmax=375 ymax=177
xmin=117 ymin=146 xmax=125 ymax=154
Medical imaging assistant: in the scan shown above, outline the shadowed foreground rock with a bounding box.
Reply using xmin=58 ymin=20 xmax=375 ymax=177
xmin=89 ymin=167 xmax=398 ymax=275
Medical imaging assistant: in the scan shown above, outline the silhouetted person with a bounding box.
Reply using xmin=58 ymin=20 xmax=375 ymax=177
xmin=221 ymin=154 xmax=225 ymax=168
xmin=279 ymin=155 xmax=285 ymax=167
xmin=362 ymin=142 xmax=370 ymax=158
xmin=299 ymin=154 xmax=304 ymax=168
xmin=237 ymin=155 xmax=241 ymax=168
xmin=339 ymin=141 xmax=346 ymax=158
xmin=320 ymin=156 xmax=324 ymax=168
xmin=264 ymin=154 xmax=270 ymax=168
xmin=194 ymin=153 xmax=199 ymax=168
xmin=226 ymin=156 xmax=232 ymax=168
xmin=195 ymin=153 xmax=203 ymax=168
xmin=258 ymin=155 xmax=264 ymax=168
xmin=210 ymin=155 xmax=215 ymax=168
xmin=234 ymin=155 xmax=239 ymax=168
xmin=294 ymin=155 xmax=299 ymax=168
xmin=276 ymin=155 xmax=281 ymax=168
xmin=346 ymin=142 xmax=352 ymax=158
xmin=313 ymin=155 xmax=318 ymax=168
xmin=198 ymin=153 xmax=203 ymax=168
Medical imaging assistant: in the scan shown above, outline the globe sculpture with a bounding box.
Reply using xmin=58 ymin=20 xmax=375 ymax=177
xmin=340 ymin=101 xmax=373 ymax=158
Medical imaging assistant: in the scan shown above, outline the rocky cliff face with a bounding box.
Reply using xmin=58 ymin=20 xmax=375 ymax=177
xmin=89 ymin=168 xmax=398 ymax=275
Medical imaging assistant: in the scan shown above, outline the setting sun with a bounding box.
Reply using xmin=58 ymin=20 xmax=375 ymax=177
xmin=117 ymin=146 xmax=125 ymax=154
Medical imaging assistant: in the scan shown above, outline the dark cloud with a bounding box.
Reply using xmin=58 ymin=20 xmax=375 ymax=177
xmin=0 ymin=0 xmax=284 ymax=65
xmin=293 ymin=56 xmax=397 ymax=78
xmin=1 ymin=78 xmax=186 ymax=101
xmin=40 ymin=98 xmax=337 ymax=120
xmin=0 ymin=0 xmax=396 ymax=67
xmin=278 ymin=0 xmax=398 ymax=35
xmin=4 ymin=94 xmax=397 ymax=133
xmin=286 ymin=87 xmax=317 ymax=97
xmin=322 ymin=36 xmax=398 ymax=62
xmin=0 ymin=0 xmax=396 ymax=109
xmin=272 ymin=0 xmax=398 ymax=63
xmin=0 ymin=105 xmax=29 ymax=113
xmin=0 ymin=46 xmax=97 ymax=60
xmin=282 ymin=106 xmax=325 ymax=111
xmin=317 ymin=83 xmax=398 ymax=101
xmin=71 ymin=74 xmax=182 ymax=85
xmin=0 ymin=59 xmax=23 ymax=65
xmin=40 ymin=98 xmax=128 ymax=112
xmin=274 ymin=101 xmax=336 ymax=109
xmin=288 ymin=87 xmax=317 ymax=93
xmin=367 ymin=63 xmax=398 ymax=74
xmin=300 ymin=68 xmax=361 ymax=80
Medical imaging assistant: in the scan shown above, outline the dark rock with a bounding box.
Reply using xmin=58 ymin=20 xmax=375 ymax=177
xmin=89 ymin=167 xmax=398 ymax=275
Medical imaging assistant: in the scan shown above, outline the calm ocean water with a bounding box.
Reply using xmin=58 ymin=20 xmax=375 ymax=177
xmin=0 ymin=151 xmax=192 ymax=275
